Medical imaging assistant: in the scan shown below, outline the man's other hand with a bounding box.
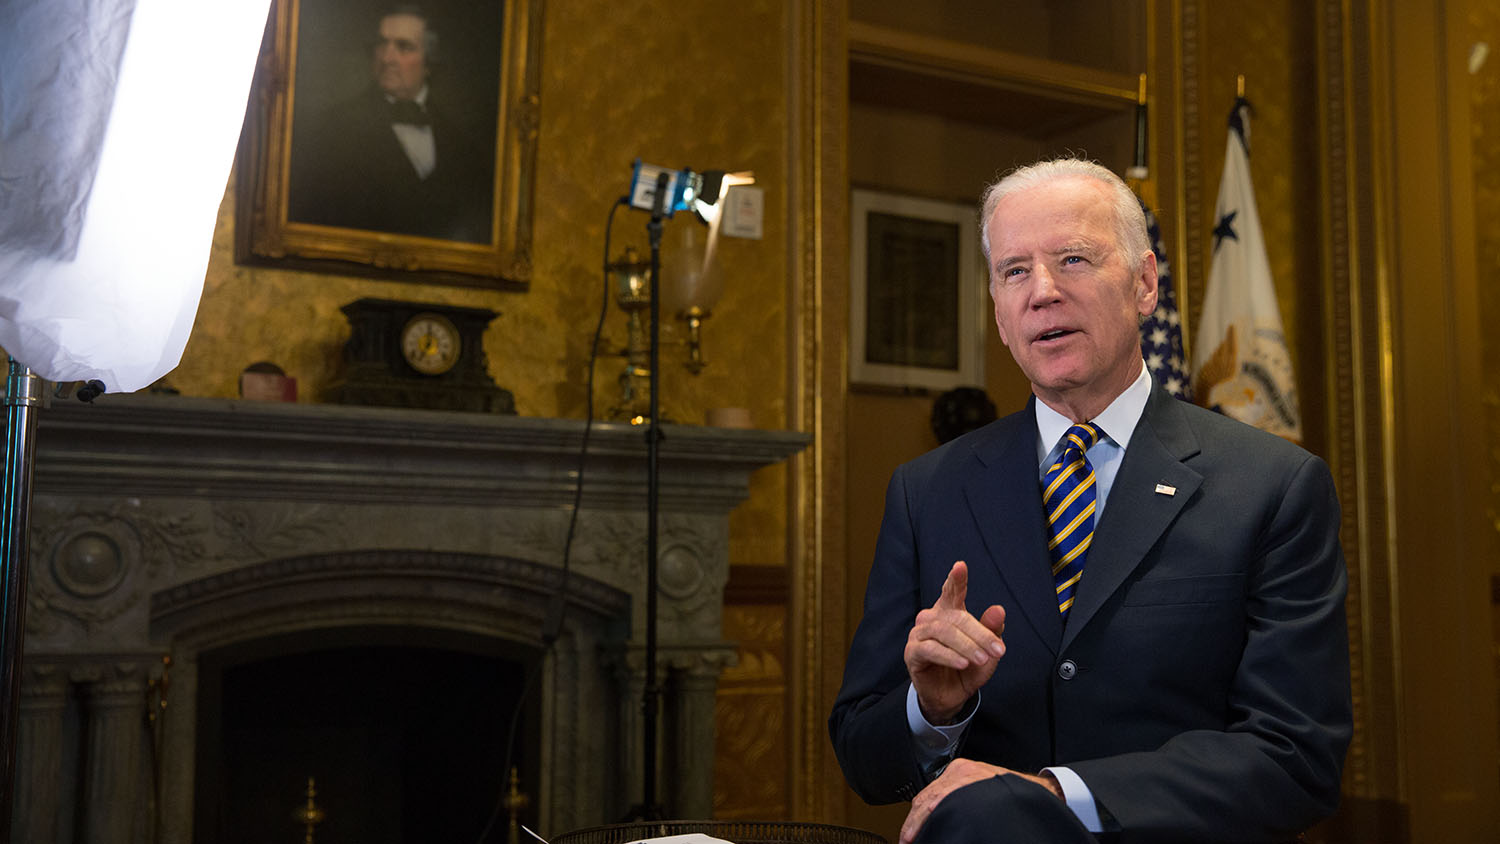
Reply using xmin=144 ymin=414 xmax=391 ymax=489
xmin=900 ymin=759 xmax=1063 ymax=844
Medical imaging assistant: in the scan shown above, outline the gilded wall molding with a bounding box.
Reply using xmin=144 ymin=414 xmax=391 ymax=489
xmin=786 ymin=0 xmax=850 ymax=823
xmin=1315 ymin=0 xmax=1390 ymax=803
xmin=1180 ymin=0 xmax=1204 ymax=314
xmin=1328 ymin=1 xmax=1500 ymax=837
xmin=715 ymin=603 xmax=790 ymax=819
xmin=1319 ymin=0 xmax=1365 ymax=796
xmin=1469 ymin=0 xmax=1500 ymax=593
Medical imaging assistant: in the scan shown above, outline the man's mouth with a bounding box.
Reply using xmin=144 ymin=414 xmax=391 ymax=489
xmin=1036 ymin=328 xmax=1076 ymax=343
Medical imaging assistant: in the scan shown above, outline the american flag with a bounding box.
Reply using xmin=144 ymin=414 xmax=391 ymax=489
xmin=1139 ymin=201 xmax=1192 ymax=400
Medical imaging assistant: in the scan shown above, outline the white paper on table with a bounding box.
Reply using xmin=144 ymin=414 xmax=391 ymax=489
xmin=626 ymin=835 xmax=736 ymax=844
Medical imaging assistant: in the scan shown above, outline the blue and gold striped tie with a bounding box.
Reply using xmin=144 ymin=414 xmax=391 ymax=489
xmin=1043 ymin=423 xmax=1101 ymax=620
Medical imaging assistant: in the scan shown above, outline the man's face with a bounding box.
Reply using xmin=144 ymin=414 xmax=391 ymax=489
xmin=373 ymin=13 xmax=428 ymax=101
xmin=986 ymin=176 xmax=1157 ymax=418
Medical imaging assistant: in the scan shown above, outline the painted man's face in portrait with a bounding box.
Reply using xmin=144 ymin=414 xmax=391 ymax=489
xmin=373 ymin=13 xmax=428 ymax=101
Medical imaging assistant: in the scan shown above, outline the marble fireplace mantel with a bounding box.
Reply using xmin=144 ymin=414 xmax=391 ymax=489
xmin=14 ymin=395 xmax=808 ymax=844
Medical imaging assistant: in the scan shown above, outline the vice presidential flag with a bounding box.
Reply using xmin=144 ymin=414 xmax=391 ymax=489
xmin=1191 ymin=97 xmax=1302 ymax=441
xmin=0 ymin=0 xmax=271 ymax=392
xmin=1138 ymin=202 xmax=1191 ymax=401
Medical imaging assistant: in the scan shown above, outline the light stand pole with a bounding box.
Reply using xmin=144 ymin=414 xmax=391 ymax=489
xmin=617 ymin=161 xmax=745 ymax=822
xmin=633 ymin=171 xmax=672 ymax=822
xmin=0 ymin=357 xmax=43 ymax=842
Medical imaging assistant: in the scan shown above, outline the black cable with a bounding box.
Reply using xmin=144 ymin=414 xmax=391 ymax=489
xmin=474 ymin=196 xmax=629 ymax=844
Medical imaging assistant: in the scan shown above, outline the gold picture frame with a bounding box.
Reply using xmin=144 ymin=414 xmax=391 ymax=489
xmin=235 ymin=0 xmax=542 ymax=289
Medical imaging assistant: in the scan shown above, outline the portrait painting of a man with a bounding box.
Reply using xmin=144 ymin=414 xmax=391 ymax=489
xmin=286 ymin=1 xmax=503 ymax=244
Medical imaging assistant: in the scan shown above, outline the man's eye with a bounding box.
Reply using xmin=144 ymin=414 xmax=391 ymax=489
xmin=1062 ymin=255 xmax=1085 ymax=265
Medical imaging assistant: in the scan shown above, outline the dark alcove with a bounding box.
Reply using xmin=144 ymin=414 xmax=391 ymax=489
xmin=194 ymin=627 xmax=538 ymax=844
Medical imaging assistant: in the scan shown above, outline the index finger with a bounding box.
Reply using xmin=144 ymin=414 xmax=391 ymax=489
xmin=936 ymin=560 xmax=969 ymax=611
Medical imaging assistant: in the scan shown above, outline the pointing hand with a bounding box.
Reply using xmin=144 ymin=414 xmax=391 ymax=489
xmin=903 ymin=560 xmax=1007 ymax=724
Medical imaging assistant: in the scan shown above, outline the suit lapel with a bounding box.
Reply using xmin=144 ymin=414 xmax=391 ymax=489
xmin=963 ymin=403 xmax=1063 ymax=652
xmin=1061 ymin=387 xmax=1203 ymax=651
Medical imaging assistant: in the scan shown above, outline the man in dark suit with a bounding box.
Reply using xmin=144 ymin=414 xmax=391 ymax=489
xmin=288 ymin=5 xmax=494 ymax=243
xmin=829 ymin=159 xmax=1351 ymax=844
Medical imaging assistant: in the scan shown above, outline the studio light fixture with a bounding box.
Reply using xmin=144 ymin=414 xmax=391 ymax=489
xmin=626 ymin=159 xmax=755 ymax=223
xmin=612 ymin=159 xmax=754 ymax=821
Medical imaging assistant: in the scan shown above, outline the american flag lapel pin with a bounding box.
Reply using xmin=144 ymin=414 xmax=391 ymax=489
xmin=1154 ymin=483 xmax=1177 ymax=496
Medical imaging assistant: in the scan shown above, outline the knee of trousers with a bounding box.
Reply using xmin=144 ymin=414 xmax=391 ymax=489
xmin=915 ymin=775 xmax=1096 ymax=844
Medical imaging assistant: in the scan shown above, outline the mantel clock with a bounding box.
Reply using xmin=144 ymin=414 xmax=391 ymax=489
xmin=329 ymin=297 xmax=515 ymax=414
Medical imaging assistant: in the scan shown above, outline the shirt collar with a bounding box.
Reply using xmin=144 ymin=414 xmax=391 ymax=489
xmin=1034 ymin=360 xmax=1152 ymax=459
xmin=384 ymin=85 xmax=430 ymax=109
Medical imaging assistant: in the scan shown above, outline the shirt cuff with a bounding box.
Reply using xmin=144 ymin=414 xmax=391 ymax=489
xmin=906 ymin=684 xmax=976 ymax=775
xmin=1042 ymin=766 xmax=1103 ymax=833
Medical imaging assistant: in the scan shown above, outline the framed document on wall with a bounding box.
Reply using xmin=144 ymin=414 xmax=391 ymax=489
xmin=849 ymin=188 xmax=986 ymax=392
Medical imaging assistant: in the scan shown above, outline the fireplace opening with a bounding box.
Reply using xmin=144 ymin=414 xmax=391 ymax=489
xmin=194 ymin=626 xmax=540 ymax=844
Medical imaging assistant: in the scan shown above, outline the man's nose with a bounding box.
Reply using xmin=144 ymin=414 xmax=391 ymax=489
xmin=1029 ymin=266 xmax=1062 ymax=305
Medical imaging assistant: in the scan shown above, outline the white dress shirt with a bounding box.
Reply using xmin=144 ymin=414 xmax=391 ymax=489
xmin=387 ymin=86 xmax=436 ymax=180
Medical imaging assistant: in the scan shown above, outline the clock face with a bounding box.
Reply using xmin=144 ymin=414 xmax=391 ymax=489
xmin=400 ymin=312 xmax=462 ymax=375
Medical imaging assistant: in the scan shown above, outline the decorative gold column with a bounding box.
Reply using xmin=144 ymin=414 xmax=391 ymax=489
xmin=1378 ymin=1 xmax=1500 ymax=837
xmin=1313 ymin=0 xmax=1405 ymax=824
xmin=1311 ymin=0 xmax=1500 ymax=839
xmin=786 ymin=0 xmax=851 ymax=824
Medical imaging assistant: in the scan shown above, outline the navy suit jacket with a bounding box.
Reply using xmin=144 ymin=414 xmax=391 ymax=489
xmin=829 ymin=385 xmax=1351 ymax=843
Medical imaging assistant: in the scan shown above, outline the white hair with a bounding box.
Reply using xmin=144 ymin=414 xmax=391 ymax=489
xmin=979 ymin=158 xmax=1150 ymax=275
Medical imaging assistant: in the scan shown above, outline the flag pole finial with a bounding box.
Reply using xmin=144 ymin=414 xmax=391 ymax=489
xmin=1236 ymin=74 xmax=1246 ymax=98
xmin=1126 ymin=73 xmax=1151 ymax=199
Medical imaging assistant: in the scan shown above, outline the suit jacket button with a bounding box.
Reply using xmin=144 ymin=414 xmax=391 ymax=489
xmin=1058 ymin=659 xmax=1078 ymax=680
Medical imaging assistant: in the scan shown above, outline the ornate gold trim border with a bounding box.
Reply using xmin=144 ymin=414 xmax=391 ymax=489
xmin=1316 ymin=0 xmax=1399 ymax=806
xmin=1318 ymin=0 xmax=1371 ymax=800
xmin=787 ymin=0 xmax=851 ymax=822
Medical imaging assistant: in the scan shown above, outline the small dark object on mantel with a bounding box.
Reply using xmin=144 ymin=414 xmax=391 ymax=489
xmin=240 ymin=362 xmax=298 ymax=402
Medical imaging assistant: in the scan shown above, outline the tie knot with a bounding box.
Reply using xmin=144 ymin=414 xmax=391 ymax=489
xmin=388 ymin=99 xmax=429 ymax=126
xmin=1062 ymin=423 xmax=1101 ymax=455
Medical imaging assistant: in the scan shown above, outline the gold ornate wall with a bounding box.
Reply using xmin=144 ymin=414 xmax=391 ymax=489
xmin=137 ymin=1 xmax=1500 ymax=834
xmin=182 ymin=5 xmax=791 ymax=565
xmin=185 ymin=1 xmax=787 ymax=428
xmin=1465 ymin=0 xmax=1500 ymax=828
xmin=714 ymin=600 xmax=789 ymax=819
xmin=167 ymin=0 xmax=796 ymax=821
xmin=1470 ymin=0 xmax=1500 ymax=556
xmin=1309 ymin=1 xmax=1500 ymax=839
